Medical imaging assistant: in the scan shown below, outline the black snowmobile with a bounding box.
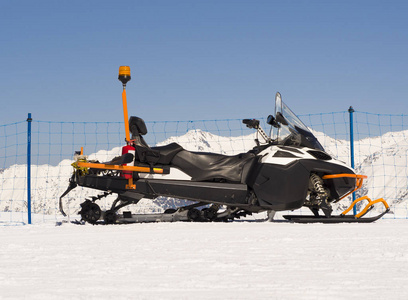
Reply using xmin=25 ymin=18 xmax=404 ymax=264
xmin=59 ymin=66 xmax=389 ymax=224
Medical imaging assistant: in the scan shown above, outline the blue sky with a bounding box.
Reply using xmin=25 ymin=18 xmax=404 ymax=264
xmin=0 ymin=0 xmax=407 ymax=124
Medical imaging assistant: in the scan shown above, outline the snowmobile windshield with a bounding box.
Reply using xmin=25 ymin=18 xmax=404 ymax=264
xmin=274 ymin=92 xmax=325 ymax=151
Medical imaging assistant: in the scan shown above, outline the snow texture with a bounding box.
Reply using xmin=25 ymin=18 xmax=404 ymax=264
xmin=0 ymin=220 xmax=407 ymax=299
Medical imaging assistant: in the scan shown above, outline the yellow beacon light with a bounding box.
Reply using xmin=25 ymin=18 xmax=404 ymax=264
xmin=119 ymin=66 xmax=131 ymax=142
xmin=118 ymin=66 xmax=131 ymax=86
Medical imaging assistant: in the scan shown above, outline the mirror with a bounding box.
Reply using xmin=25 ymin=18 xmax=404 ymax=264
xmin=267 ymin=115 xmax=279 ymax=128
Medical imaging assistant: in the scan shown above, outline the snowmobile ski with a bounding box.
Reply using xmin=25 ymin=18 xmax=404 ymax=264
xmin=282 ymin=210 xmax=389 ymax=223
xmin=283 ymin=195 xmax=390 ymax=223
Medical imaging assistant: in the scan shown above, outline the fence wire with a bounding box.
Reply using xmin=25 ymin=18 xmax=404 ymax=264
xmin=1 ymin=111 xmax=408 ymax=224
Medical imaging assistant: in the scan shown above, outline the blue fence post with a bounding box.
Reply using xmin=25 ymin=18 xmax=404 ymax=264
xmin=27 ymin=113 xmax=32 ymax=224
xmin=348 ymin=107 xmax=357 ymax=215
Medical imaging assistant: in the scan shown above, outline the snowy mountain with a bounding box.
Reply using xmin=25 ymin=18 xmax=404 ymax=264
xmin=156 ymin=129 xmax=258 ymax=154
xmin=1 ymin=128 xmax=407 ymax=217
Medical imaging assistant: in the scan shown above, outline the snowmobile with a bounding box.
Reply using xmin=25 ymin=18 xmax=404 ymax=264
xmin=59 ymin=66 xmax=390 ymax=224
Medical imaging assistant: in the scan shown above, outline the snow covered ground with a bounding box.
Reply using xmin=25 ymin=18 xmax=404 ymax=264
xmin=1 ymin=219 xmax=407 ymax=299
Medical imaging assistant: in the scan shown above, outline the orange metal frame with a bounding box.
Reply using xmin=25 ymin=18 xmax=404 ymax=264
xmin=322 ymin=173 xmax=389 ymax=218
xmin=76 ymin=161 xmax=164 ymax=174
xmin=322 ymin=173 xmax=367 ymax=201
xmin=341 ymin=195 xmax=390 ymax=218
xmin=75 ymin=161 xmax=164 ymax=190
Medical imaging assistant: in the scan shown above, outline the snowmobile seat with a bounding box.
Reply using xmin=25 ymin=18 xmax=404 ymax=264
xmin=128 ymin=115 xmax=256 ymax=182
xmin=135 ymin=142 xmax=184 ymax=166
xmin=171 ymin=150 xmax=257 ymax=183
xmin=151 ymin=143 xmax=184 ymax=164
xmin=129 ymin=116 xmax=151 ymax=150
xmin=129 ymin=116 xmax=147 ymax=136
xmin=128 ymin=116 xmax=184 ymax=165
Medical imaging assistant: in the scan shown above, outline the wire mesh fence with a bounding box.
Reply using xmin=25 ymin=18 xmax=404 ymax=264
xmin=1 ymin=110 xmax=408 ymax=224
xmin=0 ymin=121 xmax=28 ymax=224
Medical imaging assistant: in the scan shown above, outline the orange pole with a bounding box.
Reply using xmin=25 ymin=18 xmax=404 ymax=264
xmin=118 ymin=66 xmax=132 ymax=143
xmin=122 ymin=88 xmax=131 ymax=142
xmin=76 ymin=161 xmax=164 ymax=174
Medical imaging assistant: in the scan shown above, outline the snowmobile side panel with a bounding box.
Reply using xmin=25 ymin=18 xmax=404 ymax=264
xmin=249 ymin=160 xmax=310 ymax=210
xmin=77 ymin=174 xmax=145 ymax=202
xmin=78 ymin=173 xmax=130 ymax=193
xmin=133 ymin=179 xmax=250 ymax=207
xmin=247 ymin=159 xmax=357 ymax=211
xmin=77 ymin=173 xmax=250 ymax=207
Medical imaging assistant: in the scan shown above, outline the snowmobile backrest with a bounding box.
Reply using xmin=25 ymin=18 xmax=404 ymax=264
xmin=129 ymin=116 xmax=148 ymax=136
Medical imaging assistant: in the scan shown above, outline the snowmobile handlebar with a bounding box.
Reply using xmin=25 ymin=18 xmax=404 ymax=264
xmin=242 ymin=119 xmax=272 ymax=144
